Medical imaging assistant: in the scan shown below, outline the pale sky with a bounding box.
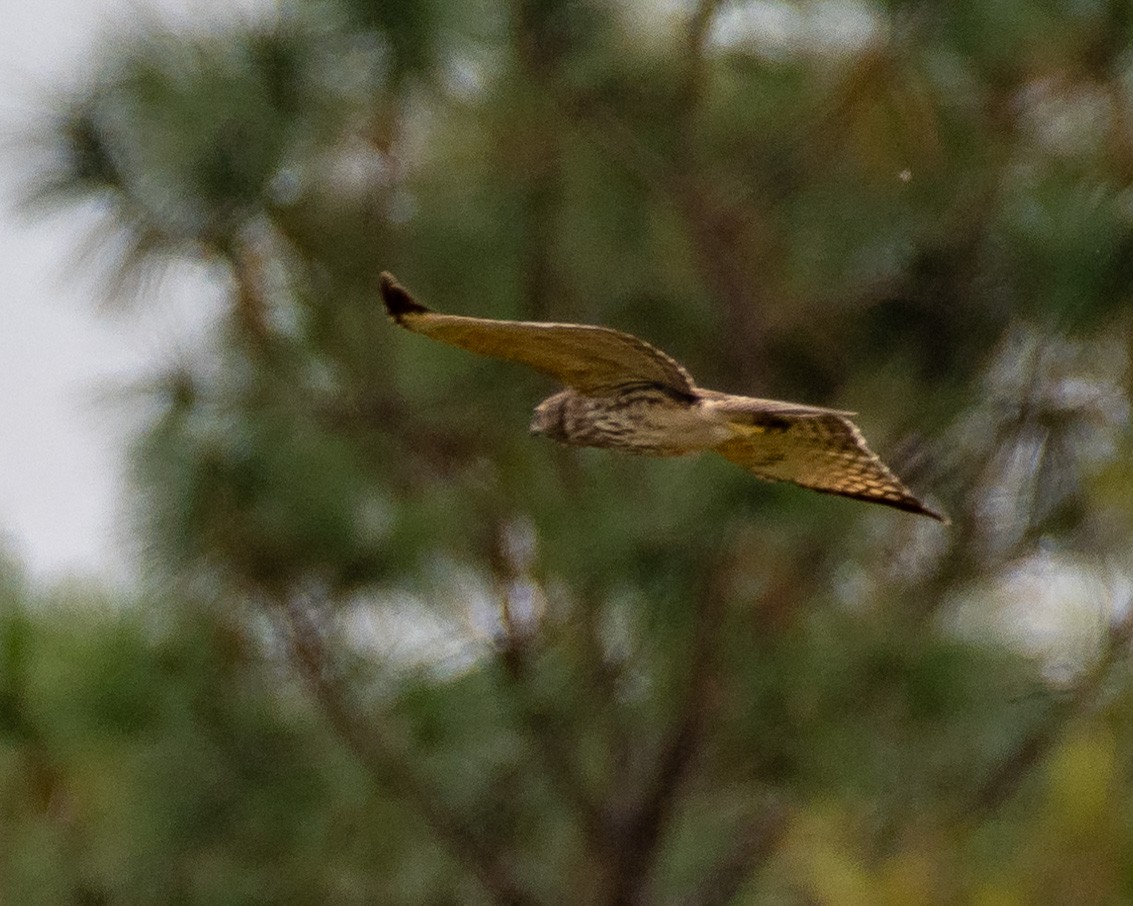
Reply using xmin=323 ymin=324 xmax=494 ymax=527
xmin=0 ymin=0 xmax=266 ymax=587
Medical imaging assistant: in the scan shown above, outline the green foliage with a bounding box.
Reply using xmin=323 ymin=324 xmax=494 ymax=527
xmin=13 ymin=0 xmax=1133 ymax=903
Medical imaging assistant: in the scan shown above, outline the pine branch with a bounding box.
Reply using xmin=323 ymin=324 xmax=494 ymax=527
xmin=551 ymin=83 xmax=773 ymax=389
xmin=680 ymin=796 xmax=791 ymax=906
xmin=277 ymin=596 xmax=538 ymax=906
xmin=965 ymin=604 xmax=1133 ymax=818
xmin=603 ymin=571 xmax=729 ymax=906
xmin=485 ymin=524 xmax=611 ymax=853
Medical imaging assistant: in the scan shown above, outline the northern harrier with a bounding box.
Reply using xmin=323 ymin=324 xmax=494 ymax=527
xmin=380 ymin=273 xmax=945 ymax=521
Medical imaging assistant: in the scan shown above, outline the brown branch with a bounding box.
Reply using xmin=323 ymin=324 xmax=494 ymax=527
xmin=227 ymin=236 xmax=273 ymax=348
xmin=551 ymin=81 xmax=773 ymax=388
xmin=578 ymin=584 xmax=634 ymax=804
xmin=276 ymin=596 xmax=537 ymax=906
xmin=671 ymin=0 xmax=772 ymax=388
xmin=676 ymin=0 xmax=722 ymax=165
xmin=1 ymin=611 xmax=107 ymax=904
xmin=484 ymin=523 xmax=611 ymax=851
xmin=681 ymin=796 xmax=791 ymax=906
xmin=603 ymin=566 xmax=730 ymax=906
xmin=965 ymin=604 xmax=1133 ymax=819
xmin=509 ymin=0 xmax=567 ymax=322
xmin=498 ymin=637 xmax=611 ymax=848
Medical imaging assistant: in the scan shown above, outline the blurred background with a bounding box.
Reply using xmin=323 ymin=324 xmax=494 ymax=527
xmin=3 ymin=0 xmax=1133 ymax=903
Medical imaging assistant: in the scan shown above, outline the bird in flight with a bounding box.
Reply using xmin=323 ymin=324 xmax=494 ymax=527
xmin=380 ymin=273 xmax=945 ymax=521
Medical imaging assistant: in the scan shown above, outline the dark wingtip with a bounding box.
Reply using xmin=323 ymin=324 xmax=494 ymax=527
xmin=815 ymin=487 xmax=950 ymax=523
xmin=379 ymin=271 xmax=430 ymax=323
xmin=861 ymin=492 xmax=950 ymax=524
xmin=885 ymin=496 xmax=950 ymax=524
xmin=909 ymin=501 xmax=950 ymax=525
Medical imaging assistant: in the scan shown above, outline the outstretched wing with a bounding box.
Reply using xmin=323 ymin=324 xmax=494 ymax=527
xmin=380 ymin=273 xmax=695 ymax=396
xmin=710 ymin=399 xmax=946 ymax=521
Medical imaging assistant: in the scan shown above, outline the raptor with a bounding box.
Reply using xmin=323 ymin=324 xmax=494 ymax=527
xmin=380 ymin=273 xmax=945 ymax=522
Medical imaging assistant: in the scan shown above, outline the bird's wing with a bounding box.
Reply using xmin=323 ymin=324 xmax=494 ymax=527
xmin=380 ymin=273 xmax=695 ymax=396
xmin=709 ymin=398 xmax=946 ymax=521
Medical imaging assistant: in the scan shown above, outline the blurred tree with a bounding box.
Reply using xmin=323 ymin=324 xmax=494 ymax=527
xmin=10 ymin=0 xmax=1133 ymax=903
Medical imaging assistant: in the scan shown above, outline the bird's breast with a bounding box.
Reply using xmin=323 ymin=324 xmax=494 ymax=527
xmin=559 ymin=389 xmax=731 ymax=455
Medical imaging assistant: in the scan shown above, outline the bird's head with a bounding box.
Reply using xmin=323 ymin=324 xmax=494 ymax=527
xmin=530 ymin=391 xmax=572 ymax=442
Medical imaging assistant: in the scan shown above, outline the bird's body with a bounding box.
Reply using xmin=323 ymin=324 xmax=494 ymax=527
xmin=531 ymin=386 xmax=735 ymax=456
xmin=380 ymin=273 xmax=946 ymax=522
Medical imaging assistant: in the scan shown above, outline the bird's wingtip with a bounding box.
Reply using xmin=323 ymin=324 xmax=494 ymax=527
xmin=854 ymin=492 xmax=950 ymax=523
xmin=379 ymin=272 xmax=430 ymax=322
xmin=906 ymin=498 xmax=950 ymax=524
